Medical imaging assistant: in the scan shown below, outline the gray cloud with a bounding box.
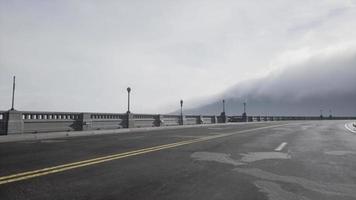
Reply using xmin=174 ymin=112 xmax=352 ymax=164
xmin=1 ymin=1 xmax=356 ymax=113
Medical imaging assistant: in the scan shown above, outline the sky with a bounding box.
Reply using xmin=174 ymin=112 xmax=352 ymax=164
xmin=1 ymin=0 xmax=356 ymax=114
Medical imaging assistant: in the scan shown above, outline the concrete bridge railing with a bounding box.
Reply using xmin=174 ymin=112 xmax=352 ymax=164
xmin=1 ymin=110 xmax=355 ymax=135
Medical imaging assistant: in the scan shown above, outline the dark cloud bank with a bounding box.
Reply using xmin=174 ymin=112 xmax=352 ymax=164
xmin=184 ymin=49 xmax=356 ymax=116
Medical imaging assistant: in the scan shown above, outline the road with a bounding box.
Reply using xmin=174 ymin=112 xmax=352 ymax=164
xmin=0 ymin=120 xmax=355 ymax=200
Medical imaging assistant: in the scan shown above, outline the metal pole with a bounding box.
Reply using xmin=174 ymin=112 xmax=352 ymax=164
xmin=180 ymin=100 xmax=183 ymax=125
xmin=243 ymin=102 xmax=246 ymax=113
xmin=127 ymin=87 xmax=131 ymax=113
xmin=222 ymin=99 xmax=225 ymax=113
xmin=11 ymin=76 xmax=15 ymax=110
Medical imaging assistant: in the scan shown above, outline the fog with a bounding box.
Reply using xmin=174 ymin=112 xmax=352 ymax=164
xmin=185 ymin=45 xmax=356 ymax=116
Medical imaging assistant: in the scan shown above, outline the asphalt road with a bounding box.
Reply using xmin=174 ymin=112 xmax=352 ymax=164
xmin=0 ymin=120 xmax=355 ymax=200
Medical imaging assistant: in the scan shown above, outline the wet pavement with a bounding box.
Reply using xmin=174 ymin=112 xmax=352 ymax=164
xmin=0 ymin=120 xmax=355 ymax=200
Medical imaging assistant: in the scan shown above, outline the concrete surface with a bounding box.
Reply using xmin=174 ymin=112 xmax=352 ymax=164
xmin=0 ymin=120 xmax=355 ymax=200
xmin=0 ymin=122 xmax=260 ymax=143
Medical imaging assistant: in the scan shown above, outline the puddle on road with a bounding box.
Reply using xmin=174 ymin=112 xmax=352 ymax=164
xmin=191 ymin=151 xmax=291 ymax=166
xmin=324 ymin=151 xmax=356 ymax=156
xmin=207 ymin=127 xmax=229 ymax=130
xmin=254 ymin=180 xmax=310 ymax=200
xmin=191 ymin=151 xmax=356 ymax=198
xmin=170 ymin=135 xmax=202 ymax=139
xmin=240 ymin=152 xmax=291 ymax=163
xmin=40 ymin=139 xmax=67 ymax=143
xmin=270 ymin=127 xmax=292 ymax=132
xmin=191 ymin=152 xmax=244 ymax=166
xmin=118 ymin=136 xmax=146 ymax=140
xmin=234 ymin=168 xmax=356 ymax=198
xmin=19 ymin=139 xmax=67 ymax=144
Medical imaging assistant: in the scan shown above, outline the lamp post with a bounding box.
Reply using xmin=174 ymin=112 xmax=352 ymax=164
xmin=180 ymin=100 xmax=183 ymax=125
xmin=222 ymin=99 xmax=225 ymax=114
xmin=242 ymin=102 xmax=247 ymax=122
xmin=320 ymin=109 xmax=323 ymax=119
xmin=127 ymin=87 xmax=131 ymax=113
xmin=11 ymin=76 xmax=16 ymax=111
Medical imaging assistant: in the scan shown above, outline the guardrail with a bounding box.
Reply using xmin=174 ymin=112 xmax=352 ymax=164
xmin=1 ymin=109 xmax=356 ymax=135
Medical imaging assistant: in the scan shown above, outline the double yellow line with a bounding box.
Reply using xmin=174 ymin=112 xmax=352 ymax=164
xmin=0 ymin=124 xmax=286 ymax=185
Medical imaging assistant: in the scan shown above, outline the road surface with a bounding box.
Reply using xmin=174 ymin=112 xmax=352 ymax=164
xmin=0 ymin=120 xmax=355 ymax=200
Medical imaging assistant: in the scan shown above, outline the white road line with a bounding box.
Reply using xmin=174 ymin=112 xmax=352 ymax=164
xmin=344 ymin=123 xmax=356 ymax=133
xmin=274 ymin=142 xmax=288 ymax=151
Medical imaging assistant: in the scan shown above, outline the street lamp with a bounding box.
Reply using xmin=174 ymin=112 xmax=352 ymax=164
xmin=180 ymin=100 xmax=183 ymax=125
xmin=242 ymin=102 xmax=247 ymax=122
xmin=222 ymin=99 xmax=225 ymax=114
xmin=11 ymin=76 xmax=16 ymax=111
xmin=127 ymin=87 xmax=131 ymax=113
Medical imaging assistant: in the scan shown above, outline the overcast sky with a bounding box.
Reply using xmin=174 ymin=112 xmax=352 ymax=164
xmin=1 ymin=0 xmax=356 ymax=113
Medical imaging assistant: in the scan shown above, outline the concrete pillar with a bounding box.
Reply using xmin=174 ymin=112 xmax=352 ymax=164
xmin=6 ymin=110 xmax=24 ymax=134
xmin=220 ymin=112 xmax=227 ymax=123
xmin=80 ymin=113 xmax=92 ymax=131
xmin=179 ymin=115 xmax=185 ymax=125
xmin=155 ymin=115 xmax=164 ymax=127
xmin=213 ymin=116 xmax=218 ymax=124
xmin=126 ymin=113 xmax=135 ymax=128
xmin=242 ymin=112 xmax=248 ymax=122
xmin=198 ymin=115 xmax=204 ymax=124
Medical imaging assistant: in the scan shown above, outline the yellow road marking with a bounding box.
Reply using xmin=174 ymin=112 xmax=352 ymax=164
xmin=0 ymin=124 xmax=287 ymax=185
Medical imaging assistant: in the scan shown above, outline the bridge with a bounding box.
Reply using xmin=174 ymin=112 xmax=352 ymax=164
xmin=1 ymin=108 xmax=356 ymax=200
xmin=1 ymin=109 xmax=355 ymax=135
xmin=0 ymin=109 xmax=356 ymax=200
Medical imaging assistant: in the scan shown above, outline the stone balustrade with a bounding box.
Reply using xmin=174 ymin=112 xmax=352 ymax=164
xmin=0 ymin=109 xmax=355 ymax=135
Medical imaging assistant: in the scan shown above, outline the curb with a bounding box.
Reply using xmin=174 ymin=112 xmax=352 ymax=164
xmin=0 ymin=121 xmax=271 ymax=143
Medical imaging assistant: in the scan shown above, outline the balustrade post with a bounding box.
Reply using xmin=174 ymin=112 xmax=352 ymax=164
xmin=125 ymin=113 xmax=135 ymax=128
xmin=198 ymin=115 xmax=204 ymax=124
xmin=155 ymin=115 xmax=164 ymax=127
xmin=213 ymin=116 xmax=218 ymax=124
xmin=80 ymin=113 xmax=92 ymax=131
xmin=179 ymin=115 xmax=185 ymax=125
xmin=6 ymin=110 xmax=24 ymax=134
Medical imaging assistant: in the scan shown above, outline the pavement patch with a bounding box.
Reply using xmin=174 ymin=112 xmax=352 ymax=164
xmin=191 ymin=152 xmax=244 ymax=166
xmin=191 ymin=151 xmax=291 ymax=166
xmin=344 ymin=123 xmax=356 ymax=133
xmin=254 ymin=180 xmax=310 ymax=200
xmin=324 ymin=150 xmax=356 ymax=156
xmin=207 ymin=127 xmax=229 ymax=130
xmin=40 ymin=140 xmax=67 ymax=143
xmin=234 ymin=168 xmax=356 ymax=198
xmin=270 ymin=127 xmax=293 ymax=132
xmin=169 ymin=135 xmax=202 ymax=139
xmin=240 ymin=152 xmax=291 ymax=163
